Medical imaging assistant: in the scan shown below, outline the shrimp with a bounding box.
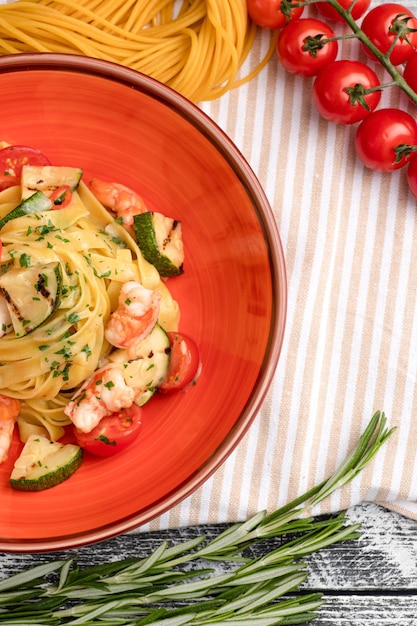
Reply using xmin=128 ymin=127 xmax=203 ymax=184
xmin=0 ymin=394 xmax=20 ymax=464
xmin=105 ymin=281 xmax=161 ymax=359
xmin=66 ymin=282 xmax=160 ymax=432
xmin=88 ymin=179 xmax=147 ymax=229
xmin=64 ymin=364 xmax=136 ymax=433
xmin=0 ymin=294 xmax=12 ymax=338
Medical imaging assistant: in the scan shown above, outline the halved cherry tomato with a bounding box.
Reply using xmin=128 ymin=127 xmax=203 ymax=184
xmin=159 ymin=332 xmax=200 ymax=393
xmin=0 ymin=145 xmax=50 ymax=191
xmin=361 ymin=4 xmax=417 ymax=66
xmin=74 ymin=404 xmax=142 ymax=457
xmin=355 ymin=108 xmax=417 ymax=171
xmin=276 ymin=18 xmax=338 ymax=77
xmin=315 ymin=0 xmax=371 ymax=22
xmin=246 ymin=0 xmax=304 ymax=30
xmin=50 ymin=185 xmax=73 ymax=209
xmin=312 ymin=60 xmax=381 ymax=124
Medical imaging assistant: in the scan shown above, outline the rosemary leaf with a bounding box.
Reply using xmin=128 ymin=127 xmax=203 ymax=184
xmin=0 ymin=561 xmax=66 ymax=592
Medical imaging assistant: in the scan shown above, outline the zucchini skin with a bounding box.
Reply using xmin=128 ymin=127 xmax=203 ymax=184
xmin=0 ymin=262 xmax=63 ymax=336
xmin=10 ymin=450 xmax=83 ymax=491
xmin=0 ymin=191 xmax=52 ymax=230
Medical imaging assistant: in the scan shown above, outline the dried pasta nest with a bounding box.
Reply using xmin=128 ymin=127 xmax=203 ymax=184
xmin=0 ymin=0 xmax=277 ymax=101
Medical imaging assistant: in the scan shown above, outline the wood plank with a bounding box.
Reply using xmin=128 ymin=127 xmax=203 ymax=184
xmin=305 ymin=502 xmax=417 ymax=589
xmin=311 ymin=595 xmax=417 ymax=625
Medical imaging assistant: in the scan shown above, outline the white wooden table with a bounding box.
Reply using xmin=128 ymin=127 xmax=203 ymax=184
xmin=304 ymin=503 xmax=417 ymax=624
xmin=0 ymin=502 xmax=416 ymax=624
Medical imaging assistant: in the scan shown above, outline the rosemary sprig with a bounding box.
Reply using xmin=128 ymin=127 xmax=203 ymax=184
xmin=0 ymin=410 xmax=395 ymax=625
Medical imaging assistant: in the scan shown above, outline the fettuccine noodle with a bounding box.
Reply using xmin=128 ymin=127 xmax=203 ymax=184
xmin=0 ymin=0 xmax=277 ymax=101
xmin=0 ymin=182 xmax=179 ymax=440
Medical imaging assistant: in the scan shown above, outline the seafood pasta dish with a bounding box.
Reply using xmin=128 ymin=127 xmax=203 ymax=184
xmin=0 ymin=145 xmax=200 ymax=491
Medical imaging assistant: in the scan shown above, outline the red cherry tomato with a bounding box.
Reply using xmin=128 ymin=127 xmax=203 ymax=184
xmin=361 ymin=4 xmax=417 ymax=66
xmin=0 ymin=145 xmax=50 ymax=191
xmin=312 ymin=60 xmax=381 ymax=125
xmin=74 ymin=404 xmax=142 ymax=457
xmin=159 ymin=332 xmax=200 ymax=393
xmin=404 ymin=50 xmax=417 ymax=94
xmin=315 ymin=0 xmax=370 ymax=22
xmin=355 ymin=108 xmax=417 ymax=171
xmin=50 ymin=185 xmax=73 ymax=209
xmin=246 ymin=0 xmax=304 ymax=29
xmin=407 ymin=155 xmax=417 ymax=198
xmin=276 ymin=18 xmax=338 ymax=77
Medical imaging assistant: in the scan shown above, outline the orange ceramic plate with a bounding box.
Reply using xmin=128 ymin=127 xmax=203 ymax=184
xmin=0 ymin=54 xmax=287 ymax=552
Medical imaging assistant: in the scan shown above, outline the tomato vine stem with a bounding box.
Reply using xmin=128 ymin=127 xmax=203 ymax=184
xmin=287 ymin=0 xmax=417 ymax=104
xmin=312 ymin=0 xmax=417 ymax=104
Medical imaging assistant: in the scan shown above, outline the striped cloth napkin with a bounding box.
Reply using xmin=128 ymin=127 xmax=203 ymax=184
xmin=140 ymin=9 xmax=417 ymax=531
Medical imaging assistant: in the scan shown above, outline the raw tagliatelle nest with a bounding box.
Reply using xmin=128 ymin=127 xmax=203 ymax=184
xmin=0 ymin=0 xmax=277 ymax=101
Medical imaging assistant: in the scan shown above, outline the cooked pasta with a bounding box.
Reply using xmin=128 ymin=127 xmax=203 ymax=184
xmin=0 ymin=181 xmax=180 ymax=440
xmin=0 ymin=0 xmax=277 ymax=101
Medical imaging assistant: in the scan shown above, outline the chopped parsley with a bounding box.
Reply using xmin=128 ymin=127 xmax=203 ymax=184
xmin=81 ymin=344 xmax=92 ymax=358
xmin=19 ymin=253 xmax=31 ymax=268
xmin=65 ymin=312 xmax=81 ymax=324
xmin=95 ymin=435 xmax=117 ymax=446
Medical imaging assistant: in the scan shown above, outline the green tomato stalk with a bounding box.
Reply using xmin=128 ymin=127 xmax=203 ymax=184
xmin=288 ymin=0 xmax=417 ymax=105
xmin=324 ymin=0 xmax=417 ymax=102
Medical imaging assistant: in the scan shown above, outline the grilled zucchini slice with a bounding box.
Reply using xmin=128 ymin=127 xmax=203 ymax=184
xmin=0 ymin=262 xmax=62 ymax=336
xmin=21 ymin=165 xmax=83 ymax=200
xmin=109 ymin=323 xmax=171 ymax=406
xmin=10 ymin=434 xmax=82 ymax=491
xmin=133 ymin=212 xmax=184 ymax=277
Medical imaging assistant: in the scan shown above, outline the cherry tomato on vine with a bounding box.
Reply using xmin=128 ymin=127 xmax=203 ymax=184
xmin=315 ymin=0 xmax=371 ymax=23
xmin=312 ymin=60 xmax=381 ymax=125
xmin=407 ymin=154 xmax=417 ymax=198
xmin=355 ymin=108 xmax=417 ymax=171
xmin=276 ymin=18 xmax=338 ymax=77
xmin=404 ymin=50 xmax=417 ymax=95
xmin=246 ymin=0 xmax=304 ymax=29
xmin=361 ymin=3 xmax=417 ymax=66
